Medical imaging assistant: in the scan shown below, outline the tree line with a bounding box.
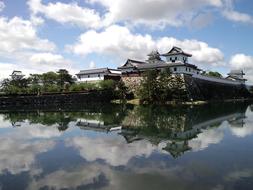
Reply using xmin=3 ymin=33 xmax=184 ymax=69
xmin=0 ymin=69 xmax=127 ymax=97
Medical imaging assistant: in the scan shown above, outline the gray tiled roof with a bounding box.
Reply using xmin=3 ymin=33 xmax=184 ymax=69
xmin=161 ymin=46 xmax=192 ymax=57
xmin=77 ymin=68 xmax=109 ymax=75
xmin=119 ymin=59 xmax=200 ymax=71
xmin=76 ymin=68 xmax=121 ymax=75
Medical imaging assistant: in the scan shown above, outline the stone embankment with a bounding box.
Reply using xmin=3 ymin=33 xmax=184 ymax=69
xmin=0 ymin=90 xmax=114 ymax=108
xmin=122 ymin=74 xmax=252 ymax=101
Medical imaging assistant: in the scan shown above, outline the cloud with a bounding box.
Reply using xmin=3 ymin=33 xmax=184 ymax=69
xmin=229 ymin=108 xmax=253 ymax=137
xmin=222 ymin=0 xmax=253 ymax=24
xmin=29 ymin=52 xmax=71 ymax=65
xmin=229 ymin=54 xmax=253 ymax=70
xmin=27 ymin=164 xmax=108 ymax=190
xmin=0 ymin=136 xmax=55 ymax=174
xmin=0 ymin=1 xmax=5 ymax=12
xmin=67 ymin=25 xmax=224 ymax=66
xmin=0 ymin=16 xmax=55 ymax=54
xmin=0 ymin=118 xmax=60 ymax=174
xmin=89 ymin=61 xmax=96 ymax=68
xmin=229 ymin=53 xmax=253 ymax=83
xmin=0 ymin=15 xmax=79 ymax=79
xmin=28 ymin=0 xmax=102 ymax=29
xmin=66 ymin=135 xmax=155 ymax=166
xmin=188 ymin=127 xmax=224 ymax=151
xmin=223 ymin=10 xmax=253 ymax=24
xmin=89 ymin=0 xmax=222 ymax=27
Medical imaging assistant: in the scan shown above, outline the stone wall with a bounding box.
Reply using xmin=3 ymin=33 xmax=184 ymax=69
xmin=122 ymin=74 xmax=252 ymax=101
xmin=121 ymin=76 xmax=143 ymax=95
xmin=122 ymin=74 xmax=188 ymax=99
xmin=0 ymin=90 xmax=114 ymax=108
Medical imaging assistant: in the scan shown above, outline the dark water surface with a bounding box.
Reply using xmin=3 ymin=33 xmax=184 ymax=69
xmin=0 ymin=102 xmax=253 ymax=190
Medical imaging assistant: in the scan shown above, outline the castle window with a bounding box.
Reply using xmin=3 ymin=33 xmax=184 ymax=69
xmin=174 ymin=67 xmax=177 ymax=72
xmin=88 ymin=75 xmax=90 ymax=78
xmin=175 ymin=57 xmax=177 ymax=60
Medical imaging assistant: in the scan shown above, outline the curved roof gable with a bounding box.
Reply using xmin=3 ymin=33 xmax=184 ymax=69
xmin=161 ymin=46 xmax=192 ymax=57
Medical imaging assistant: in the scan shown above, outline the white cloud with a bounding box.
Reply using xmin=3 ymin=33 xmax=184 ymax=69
xmin=89 ymin=0 xmax=222 ymax=27
xmin=66 ymin=136 xmax=155 ymax=166
xmin=28 ymin=0 xmax=102 ymax=29
xmin=229 ymin=54 xmax=253 ymax=70
xmin=27 ymin=164 xmax=107 ymax=190
xmin=67 ymin=25 xmax=224 ymax=66
xmin=222 ymin=0 xmax=253 ymax=24
xmin=0 ymin=16 xmax=55 ymax=54
xmin=229 ymin=108 xmax=253 ymax=138
xmin=223 ymin=10 xmax=253 ymax=24
xmin=0 ymin=136 xmax=55 ymax=174
xmin=67 ymin=25 xmax=155 ymax=61
xmin=89 ymin=61 xmax=96 ymax=68
xmin=29 ymin=53 xmax=70 ymax=65
xmin=0 ymin=15 xmax=79 ymax=79
xmin=0 ymin=1 xmax=5 ymax=12
xmin=189 ymin=127 xmax=224 ymax=151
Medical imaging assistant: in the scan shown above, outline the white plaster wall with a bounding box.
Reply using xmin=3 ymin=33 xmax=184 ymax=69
xmin=166 ymin=55 xmax=188 ymax=63
xmin=78 ymin=74 xmax=104 ymax=82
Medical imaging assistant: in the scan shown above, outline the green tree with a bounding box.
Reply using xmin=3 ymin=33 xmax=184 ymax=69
xmin=157 ymin=68 xmax=172 ymax=103
xmin=206 ymin=71 xmax=222 ymax=78
xmin=137 ymin=70 xmax=159 ymax=104
xmin=99 ymin=80 xmax=117 ymax=90
xmin=57 ymin=69 xmax=74 ymax=91
xmin=116 ymin=79 xmax=128 ymax=102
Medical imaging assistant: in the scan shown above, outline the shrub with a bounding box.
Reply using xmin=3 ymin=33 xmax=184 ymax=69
xmin=69 ymin=83 xmax=98 ymax=92
xmin=99 ymin=80 xmax=117 ymax=90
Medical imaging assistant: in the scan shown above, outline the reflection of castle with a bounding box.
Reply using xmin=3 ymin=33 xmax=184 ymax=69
xmin=119 ymin=103 xmax=249 ymax=158
xmin=2 ymin=102 xmax=251 ymax=158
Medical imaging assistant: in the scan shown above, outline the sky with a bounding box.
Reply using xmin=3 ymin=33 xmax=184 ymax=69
xmin=0 ymin=0 xmax=253 ymax=83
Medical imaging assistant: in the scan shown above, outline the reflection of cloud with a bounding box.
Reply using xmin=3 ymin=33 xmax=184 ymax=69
xmin=17 ymin=124 xmax=62 ymax=139
xmin=27 ymin=164 xmax=110 ymax=190
xmin=225 ymin=169 xmax=253 ymax=181
xmin=230 ymin=108 xmax=253 ymax=138
xmin=66 ymin=136 xmax=156 ymax=166
xmin=0 ymin=137 xmax=55 ymax=174
xmin=0 ymin=120 xmax=58 ymax=174
xmin=230 ymin=125 xmax=253 ymax=138
xmin=0 ymin=114 xmax=11 ymax=128
xmin=188 ymin=127 xmax=224 ymax=151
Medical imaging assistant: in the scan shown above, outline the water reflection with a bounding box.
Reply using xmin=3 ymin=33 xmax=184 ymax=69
xmin=0 ymin=102 xmax=252 ymax=190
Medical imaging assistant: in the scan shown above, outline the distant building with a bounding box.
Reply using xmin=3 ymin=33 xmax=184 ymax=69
xmin=76 ymin=68 xmax=121 ymax=82
xmin=10 ymin=70 xmax=25 ymax=80
xmin=226 ymin=70 xmax=247 ymax=83
xmin=118 ymin=46 xmax=201 ymax=76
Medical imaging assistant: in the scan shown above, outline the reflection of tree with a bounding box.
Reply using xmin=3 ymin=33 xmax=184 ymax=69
xmin=3 ymin=111 xmax=76 ymax=131
xmin=1 ymin=104 xmax=128 ymax=131
xmin=163 ymin=140 xmax=191 ymax=158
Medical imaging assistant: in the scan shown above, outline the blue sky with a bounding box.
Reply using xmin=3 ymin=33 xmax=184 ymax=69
xmin=0 ymin=0 xmax=253 ymax=82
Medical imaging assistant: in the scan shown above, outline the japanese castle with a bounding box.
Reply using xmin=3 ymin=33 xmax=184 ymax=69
xmin=76 ymin=46 xmax=246 ymax=85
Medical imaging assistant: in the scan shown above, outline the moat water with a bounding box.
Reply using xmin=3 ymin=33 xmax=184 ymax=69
xmin=0 ymin=102 xmax=253 ymax=190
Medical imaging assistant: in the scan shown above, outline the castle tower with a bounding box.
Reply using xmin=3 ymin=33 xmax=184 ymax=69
xmin=161 ymin=46 xmax=192 ymax=64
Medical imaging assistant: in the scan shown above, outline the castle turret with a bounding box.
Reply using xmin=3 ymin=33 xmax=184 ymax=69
xmin=227 ymin=70 xmax=247 ymax=83
xmin=161 ymin=46 xmax=192 ymax=64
